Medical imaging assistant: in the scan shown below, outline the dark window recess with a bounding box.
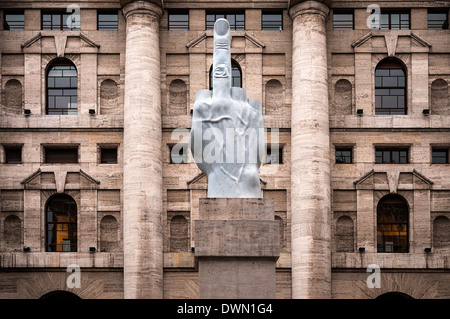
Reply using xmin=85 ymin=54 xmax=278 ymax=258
xmin=428 ymin=10 xmax=449 ymax=30
xmin=333 ymin=10 xmax=354 ymax=30
xmin=42 ymin=11 xmax=80 ymax=30
xmin=378 ymin=11 xmax=410 ymax=30
xmin=45 ymin=147 xmax=78 ymax=164
xmin=377 ymin=195 xmax=409 ymax=253
xmin=375 ymin=148 xmax=409 ymax=164
xmin=47 ymin=62 xmax=78 ymax=115
xmin=432 ymin=148 xmax=449 ymax=164
xmin=100 ymin=148 xmax=118 ymax=164
xmin=4 ymin=11 xmax=25 ymax=30
xmin=170 ymin=145 xmax=188 ymax=164
xmin=336 ymin=148 xmax=352 ymax=164
xmin=168 ymin=11 xmax=189 ymax=30
xmin=4 ymin=146 xmax=22 ymax=164
xmin=206 ymin=12 xmax=245 ymax=30
xmin=375 ymin=59 xmax=406 ymax=115
xmin=262 ymin=11 xmax=283 ymax=30
xmin=98 ymin=11 xmax=118 ymax=30
xmin=265 ymin=145 xmax=283 ymax=164
xmin=46 ymin=194 xmax=77 ymax=252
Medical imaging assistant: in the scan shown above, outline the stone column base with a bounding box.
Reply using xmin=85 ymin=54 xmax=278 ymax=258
xmin=194 ymin=198 xmax=280 ymax=299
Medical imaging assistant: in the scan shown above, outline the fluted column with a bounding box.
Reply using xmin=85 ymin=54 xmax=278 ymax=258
xmin=121 ymin=0 xmax=163 ymax=299
xmin=289 ymin=0 xmax=331 ymax=298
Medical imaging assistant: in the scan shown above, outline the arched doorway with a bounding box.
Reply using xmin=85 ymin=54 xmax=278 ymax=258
xmin=376 ymin=292 xmax=414 ymax=300
xmin=40 ymin=290 xmax=81 ymax=300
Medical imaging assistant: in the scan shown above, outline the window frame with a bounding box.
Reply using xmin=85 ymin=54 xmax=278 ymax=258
xmin=3 ymin=144 xmax=23 ymax=164
xmin=206 ymin=11 xmax=245 ymax=30
xmin=100 ymin=147 xmax=118 ymax=164
xmin=332 ymin=9 xmax=354 ymax=30
xmin=168 ymin=10 xmax=189 ymax=30
xmin=427 ymin=9 xmax=449 ymax=30
xmin=3 ymin=10 xmax=25 ymax=30
xmin=261 ymin=10 xmax=283 ymax=31
xmin=431 ymin=147 xmax=449 ymax=164
xmin=375 ymin=147 xmax=409 ymax=164
xmin=378 ymin=10 xmax=410 ymax=30
xmin=377 ymin=195 xmax=409 ymax=253
xmin=335 ymin=147 xmax=353 ymax=164
xmin=46 ymin=59 xmax=78 ymax=115
xmin=97 ymin=10 xmax=119 ymax=31
xmin=169 ymin=143 xmax=188 ymax=164
xmin=45 ymin=194 xmax=78 ymax=252
xmin=375 ymin=58 xmax=407 ymax=115
xmin=41 ymin=10 xmax=80 ymax=31
xmin=43 ymin=145 xmax=79 ymax=164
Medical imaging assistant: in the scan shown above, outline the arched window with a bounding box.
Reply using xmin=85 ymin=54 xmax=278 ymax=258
xmin=209 ymin=61 xmax=242 ymax=89
xmin=46 ymin=194 xmax=77 ymax=252
xmin=377 ymin=194 xmax=409 ymax=253
xmin=375 ymin=58 xmax=406 ymax=115
xmin=47 ymin=60 xmax=78 ymax=115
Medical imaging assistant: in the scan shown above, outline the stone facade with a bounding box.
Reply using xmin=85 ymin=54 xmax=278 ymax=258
xmin=0 ymin=0 xmax=449 ymax=299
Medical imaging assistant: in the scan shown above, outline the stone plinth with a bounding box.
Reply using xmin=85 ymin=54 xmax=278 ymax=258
xmin=195 ymin=198 xmax=280 ymax=299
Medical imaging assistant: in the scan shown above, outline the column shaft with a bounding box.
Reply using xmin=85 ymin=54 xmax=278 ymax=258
xmin=122 ymin=1 xmax=163 ymax=299
xmin=289 ymin=0 xmax=331 ymax=299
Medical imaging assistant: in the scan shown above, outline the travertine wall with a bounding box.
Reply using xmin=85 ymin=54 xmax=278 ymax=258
xmin=0 ymin=0 xmax=449 ymax=299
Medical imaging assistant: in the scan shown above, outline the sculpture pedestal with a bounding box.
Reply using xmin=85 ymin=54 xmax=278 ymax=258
xmin=195 ymin=198 xmax=280 ymax=299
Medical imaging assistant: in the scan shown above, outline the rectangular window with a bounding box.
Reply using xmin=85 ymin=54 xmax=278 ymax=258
xmin=4 ymin=11 xmax=25 ymax=30
xmin=42 ymin=11 xmax=80 ymax=30
xmin=379 ymin=11 xmax=410 ymax=30
xmin=168 ymin=10 xmax=189 ymax=30
xmin=206 ymin=12 xmax=245 ymax=30
xmin=4 ymin=145 xmax=22 ymax=164
xmin=45 ymin=147 xmax=78 ymax=164
xmin=428 ymin=9 xmax=449 ymax=30
xmin=375 ymin=148 xmax=409 ymax=164
xmin=98 ymin=11 xmax=118 ymax=30
xmin=100 ymin=147 xmax=118 ymax=164
xmin=432 ymin=148 xmax=449 ymax=164
xmin=333 ymin=10 xmax=354 ymax=30
xmin=335 ymin=148 xmax=352 ymax=164
xmin=265 ymin=145 xmax=283 ymax=164
xmin=170 ymin=144 xmax=188 ymax=164
xmin=262 ymin=11 xmax=283 ymax=30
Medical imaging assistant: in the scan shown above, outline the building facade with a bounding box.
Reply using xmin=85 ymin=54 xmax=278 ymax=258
xmin=0 ymin=0 xmax=449 ymax=299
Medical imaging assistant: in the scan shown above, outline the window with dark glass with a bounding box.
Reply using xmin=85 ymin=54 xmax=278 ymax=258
xmin=168 ymin=10 xmax=189 ymax=30
xmin=3 ymin=11 xmax=25 ymax=30
xmin=375 ymin=59 xmax=406 ymax=115
xmin=45 ymin=147 xmax=78 ymax=164
xmin=46 ymin=194 xmax=77 ymax=252
xmin=265 ymin=145 xmax=283 ymax=164
xmin=209 ymin=61 xmax=242 ymax=89
xmin=262 ymin=11 xmax=283 ymax=30
xmin=332 ymin=10 xmax=354 ymax=30
xmin=4 ymin=145 xmax=22 ymax=164
xmin=432 ymin=148 xmax=449 ymax=164
xmin=335 ymin=148 xmax=352 ymax=164
xmin=98 ymin=11 xmax=118 ymax=30
xmin=375 ymin=148 xmax=409 ymax=164
xmin=378 ymin=11 xmax=410 ymax=30
xmin=170 ymin=144 xmax=188 ymax=164
xmin=377 ymin=195 xmax=409 ymax=253
xmin=206 ymin=12 xmax=245 ymax=30
xmin=428 ymin=9 xmax=449 ymax=30
xmin=100 ymin=147 xmax=118 ymax=164
xmin=42 ymin=11 xmax=80 ymax=30
xmin=47 ymin=61 xmax=78 ymax=115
